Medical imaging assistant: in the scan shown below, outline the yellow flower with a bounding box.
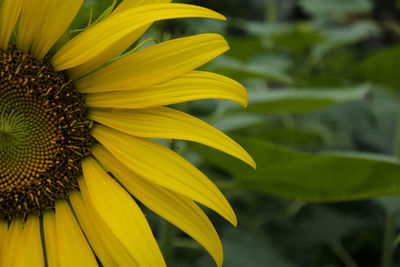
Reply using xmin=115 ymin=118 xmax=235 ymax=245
xmin=0 ymin=0 xmax=255 ymax=266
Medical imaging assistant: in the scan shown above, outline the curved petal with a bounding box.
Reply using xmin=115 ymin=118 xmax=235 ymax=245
xmin=80 ymin=158 xmax=165 ymax=267
xmin=85 ymin=71 xmax=246 ymax=108
xmin=17 ymin=0 xmax=49 ymax=53
xmin=30 ymin=0 xmax=84 ymax=59
xmin=92 ymin=145 xmax=224 ymax=266
xmin=0 ymin=0 xmax=22 ymax=50
xmin=0 ymin=220 xmax=6 ymax=258
xmin=43 ymin=212 xmax=58 ymax=267
xmin=14 ymin=215 xmax=44 ymax=267
xmin=69 ymin=0 xmax=172 ymax=79
xmin=0 ymin=219 xmax=23 ymax=266
xmin=91 ymin=125 xmax=237 ymax=226
xmin=54 ymin=200 xmax=98 ymax=267
xmin=52 ymin=3 xmax=226 ymax=71
xmin=69 ymin=191 xmax=139 ymax=267
xmin=75 ymin=34 xmax=228 ymax=93
xmin=89 ymin=107 xmax=255 ymax=168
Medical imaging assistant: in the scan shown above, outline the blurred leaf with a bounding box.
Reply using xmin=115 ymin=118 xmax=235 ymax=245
xmin=201 ymin=229 xmax=296 ymax=267
xmin=225 ymin=36 xmax=263 ymax=61
xmin=243 ymin=85 xmax=369 ymax=113
xmin=250 ymin=127 xmax=327 ymax=149
xmin=244 ymin=22 xmax=291 ymax=37
xmin=322 ymin=21 xmax=380 ymax=47
xmin=211 ymin=114 xmax=266 ymax=132
xmin=211 ymin=55 xmax=293 ymax=83
xmin=376 ymin=196 xmax=400 ymax=225
xmin=353 ymin=45 xmax=400 ymax=90
xmin=301 ymin=0 xmax=372 ymax=20
xmin=195 ymin=137 xmax=400 ymax=202
xmin=270 ymin=24 xmax=324 ymax=54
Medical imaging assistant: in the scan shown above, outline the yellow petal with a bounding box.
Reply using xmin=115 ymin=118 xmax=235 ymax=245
xmin=0 ymin=0 xmax=22 ymax=50
xmin=91 ymin=125 xmax=237 ymax=226
xmin=69 ymin=191 xmax=138 ymax=266
xmin=90 ymin=107 xmax=255 ymax=168
xmin=68 ymin=0 xmax=172 ymax=79
xmin=30 ymin=0 xmax=84 ymax=59
xmin=92 ymin=145 xmax=224 ymax=267
xmin=80 ymin=158 xmax=165 ymax=267
xmin=75 ymin=34 xmax=228 ymax=93
xmin=14 ymin=215 xmax=44 ymax=267
xmin=17 ymin=0 xmax=49 ymax=53
xmin=52 ymin=4 xmax=226 ymax=71
xmin=112 ymin=0 xmax=172 ymax=15
xmin=0 ymin=219 xmax=23 ymax=266
xmin=54 ymin=199 xmax=98 ymax=267
xmin=43 ymin=212 xmax=59 ymax=267
xmin=0 ymin=219 xmax=7 ymax=258
xmin=85 ymin=71 xmax=246 ymax=108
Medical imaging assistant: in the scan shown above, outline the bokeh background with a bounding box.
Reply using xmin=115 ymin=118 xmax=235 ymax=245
xmin=75 ymin=1 xmax=400 ymax=266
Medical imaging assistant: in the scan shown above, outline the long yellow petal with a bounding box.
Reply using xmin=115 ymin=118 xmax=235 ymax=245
xmin=14 ymin=215 xmax=44 ymax=267
xmin=0 ymin=0 xmax=22 ymax=50
xmin=54 ymin=200 xmax=98 ymax=267
xmin=85 ymin=71 xmax=246 ymax=108
xmin=17 ymin=0 xmax=49 ymax=53
xmin=30 ymin=0 xmax=83 ymax=59
xmin=75 ymin=34 xmax=228 ymax=93
xmin=43 ymin=212 xmax=59 ymax=267
xmin=0 ymin=219 xmax=8 ymax=264
xmin=69 ymin=0 xmax=172 ymax=79
xmin=80 ymin=158 xmax=165 ymax=267
xmin=69 ymin=191 xmax=138 ymax=267
xmin=112 ymin=0 xmax=171 ymax=15
xmin=91 ymin=125 xmax=237 ymax=226
xmin=0 ymin=219 xmax=7 ymax=259
xmin=92 ymin=145 xmax=224 ymax=267
xmin=0 ymin=219 xmax=23 ymax=266
xmin=52 ymin=4 xmax=226 ymax=71
xmin=90 ymin=107 xmax=255 ymax=168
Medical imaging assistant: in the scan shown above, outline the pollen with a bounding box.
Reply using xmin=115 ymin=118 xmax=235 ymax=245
xmin=0 ymin=46 xmax=94 ymax=220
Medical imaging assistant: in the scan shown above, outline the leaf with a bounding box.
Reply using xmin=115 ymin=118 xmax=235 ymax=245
xmin=353 ymin=45 xmax=400 ymax=90
xmin=243 ymin=85 xmax=369 ymax=113
xmin=301 ymin=0 xmax=372 ymax=20
xmin=210 ymin=55 xmax=293 ymax=84
xmin=194 ymin=137 xmax=400 ymax=202
xmin=198 ymin=229 xmax=296 ymax=267
xmin=211 ymin=114 xmax=266 ymax=132
xmin=322 ymin=21 xmax=380 ymax=46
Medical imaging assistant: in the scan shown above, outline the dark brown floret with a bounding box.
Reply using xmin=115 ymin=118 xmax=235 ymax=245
xmin=0 ymin=46 xmax=94 ymax=220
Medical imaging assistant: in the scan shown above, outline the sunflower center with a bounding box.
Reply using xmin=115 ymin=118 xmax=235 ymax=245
xmin=0 ymin=47 xmax=94 ymax=220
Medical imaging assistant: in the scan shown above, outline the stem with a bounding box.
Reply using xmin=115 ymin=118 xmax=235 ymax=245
xmin=381 ymin=214 xmax=395 ymax=267
xmin=330 ymin=241 xmax=358 ymax=267
xmin=160 ymin=220 xmax=175 ymax=266
xmin=395 ymin=99 xmax=400 ymax=158
xmin=265 ymin=0 xmax=278 ymax=23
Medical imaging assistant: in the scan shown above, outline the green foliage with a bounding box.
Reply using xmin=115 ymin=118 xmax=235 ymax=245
xmin=77 ymin=0 xmax=400 ymax=266
xmin=195 ymin=137 xmax=400 ymax=202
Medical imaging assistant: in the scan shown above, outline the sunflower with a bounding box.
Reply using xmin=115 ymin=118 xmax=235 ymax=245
xmin=0 ymin=0 xmax=255 ymax=266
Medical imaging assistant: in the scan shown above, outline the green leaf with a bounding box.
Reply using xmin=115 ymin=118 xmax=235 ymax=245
xmin=195 ymin=137 xmax=400 ymax=202
xmin=197 ymin=229 xmax=296 ymax=267
xmin=301 ymin=0 xmax=372 ymax=20
xmin=243 ymin=85 xmax=369 ymax=113
xmin=210 ymin=55 xmax=293 ymax=84
xmin=353 ymin=45 xmax=400 ymax=90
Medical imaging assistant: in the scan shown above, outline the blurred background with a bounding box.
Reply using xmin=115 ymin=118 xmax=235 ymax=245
xmin=75 ymin=0 xmax=400 ymax=266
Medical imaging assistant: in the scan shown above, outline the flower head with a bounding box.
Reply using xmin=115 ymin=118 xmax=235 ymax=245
xmin=0 ymin=0 xmax=255 ymax=266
